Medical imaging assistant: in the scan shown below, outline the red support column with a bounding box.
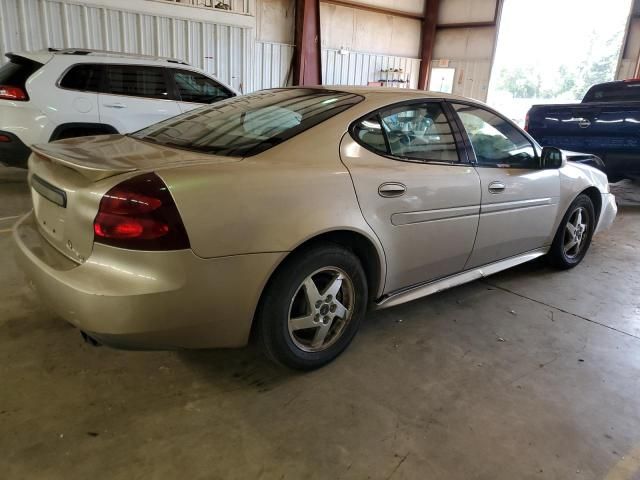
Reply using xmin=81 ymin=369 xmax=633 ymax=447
xmin=293 ymin=0 xmax=322 ymax=86
xmin=417 ymin=0 xmax=440 ymax=90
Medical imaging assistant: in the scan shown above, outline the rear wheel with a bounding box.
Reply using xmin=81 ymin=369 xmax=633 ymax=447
xmin=548 ymin=194 xmax=595 ymax=269
xmin=256 ymin=244 xmax=367 ymax=370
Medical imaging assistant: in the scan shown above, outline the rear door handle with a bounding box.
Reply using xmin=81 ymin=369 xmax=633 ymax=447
xmin=104 ymin=103 xmax=127 ymax=109
xmin=488 ymin=181 xmax=506 ymax=193
xmin=378 ymin=182 xmax=406 ymax=198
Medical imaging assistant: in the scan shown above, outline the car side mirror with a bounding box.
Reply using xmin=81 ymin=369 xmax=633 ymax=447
xmin=540 ymin=146 xmax=565 ymax=169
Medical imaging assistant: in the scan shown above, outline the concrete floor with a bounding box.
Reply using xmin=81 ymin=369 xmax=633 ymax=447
xmin=1 ymin=167 xmax=639 ymax=480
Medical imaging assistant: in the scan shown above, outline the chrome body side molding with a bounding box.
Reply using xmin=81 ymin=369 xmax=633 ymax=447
xmin=376 ymin=247 xmax=549 ymax=309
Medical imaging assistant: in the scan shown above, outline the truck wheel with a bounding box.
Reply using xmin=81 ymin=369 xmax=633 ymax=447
xmin=548 ymin=194 xmax=595 ymax=269
xmin=256 ymin=244 xmax=368 ymax=370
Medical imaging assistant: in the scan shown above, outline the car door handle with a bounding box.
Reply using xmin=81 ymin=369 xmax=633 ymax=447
xmin=378 ymin=183 xmax=406 ymax=198
xmin=488 ymin=181 xmax=506 ymax=193
xmin=104 ymin=103 xmax=127 ymax=109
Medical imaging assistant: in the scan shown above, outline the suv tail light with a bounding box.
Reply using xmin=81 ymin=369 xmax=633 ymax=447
xmin=0 ymin=85 xmax=28 ymax=101
xmin=524 ymin=112 xmax=530 ymax=132
xmin=93 ymin=173 xmax=190 ymax=250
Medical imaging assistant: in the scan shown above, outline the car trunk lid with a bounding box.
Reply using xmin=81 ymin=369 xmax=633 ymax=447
xmin=28 ymin=134 xmax=238 ymax=263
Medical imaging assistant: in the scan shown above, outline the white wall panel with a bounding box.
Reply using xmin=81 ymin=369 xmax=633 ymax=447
xmin=320 ymin=2 xmax=422 ymax=58
xmin=0 ymin=0 xmax=256 ymax=92
xmin=436 ymin=59 xmax=492 ymax=100
xmin=254 ymin=41 xmax=293 ymax=90
xmin=322 ymin=48 xmax=421 ymax=89
xmin=432 ymin=27 xmax=498 ymax=101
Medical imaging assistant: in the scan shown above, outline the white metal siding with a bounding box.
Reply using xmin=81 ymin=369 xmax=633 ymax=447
xmin=443 ymin=59 xmax=493 ymax=101
xmin=322 ymin=48 xmax=421 ymax=89
xmin=254 ymin=40 xmax=293 ymax=90
xmin=0 ymin=0 xmax=255 ymax=92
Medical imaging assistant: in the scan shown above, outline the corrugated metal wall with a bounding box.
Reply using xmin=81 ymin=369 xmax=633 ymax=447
xmin=0 ymin=0 xmax=255 ymax=92
xmin=322 ymin=48 xmax=421 ymax=88
xmin=254 ymin=40 xmax=294 ymax=89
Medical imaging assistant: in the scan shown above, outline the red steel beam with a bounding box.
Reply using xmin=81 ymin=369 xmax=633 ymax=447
xmin=293 ymin=0 xmax=322 ymax=86
xmin=417 ymin=0 xmax=440 ymax=90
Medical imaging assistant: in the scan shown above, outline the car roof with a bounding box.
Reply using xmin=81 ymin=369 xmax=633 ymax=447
xmin=276 ymin=85 xmax=486 ymax=106
xmin=10 ymin=48 xmax=190 ymax=66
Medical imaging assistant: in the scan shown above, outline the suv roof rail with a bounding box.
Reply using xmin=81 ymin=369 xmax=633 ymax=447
xmin=50 ymin=48 xmax=190 ymax=65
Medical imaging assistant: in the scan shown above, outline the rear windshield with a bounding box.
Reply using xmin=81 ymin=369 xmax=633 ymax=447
xmin=0 ymin=55 xmax=43 ymax=87
xmin=583 ymin=82 xmax=640 ymax=103
xmin=131 ymin=88 xmax=363 ymax=157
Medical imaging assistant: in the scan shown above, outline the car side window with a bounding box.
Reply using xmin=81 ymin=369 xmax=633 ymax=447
xmin=352 ymin=114 xmax=388 ymax=155
xmin=173 ymin=70 xmax=233 ymax=103
xmin=452 ymin=103 xmax=538 ymax=168
xmin=104 ymin=65 xmax=170 ymax=100
xmin=380 ymin=103 xmax=459 ymax=162
xmin=353 ymin=102 xmax=459 ymax=163
xmin=59 ymin=64 xmax=103 ymax=92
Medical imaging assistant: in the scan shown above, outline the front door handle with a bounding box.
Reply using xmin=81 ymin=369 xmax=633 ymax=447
xmin=378 ymin=182 xmax=407 ymax=198
xmin=104 ymin=103 xmax=127 ymax=109
xmin=488 ymin=181 xmax=506 ymax=193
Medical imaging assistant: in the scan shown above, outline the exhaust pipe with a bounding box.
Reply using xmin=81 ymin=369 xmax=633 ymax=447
xmin=80 ymin=331 xmax=101 ymax=347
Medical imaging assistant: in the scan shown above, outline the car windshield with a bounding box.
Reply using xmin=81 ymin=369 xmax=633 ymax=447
xmin=131 ymin=88 xmax=363 ymax=157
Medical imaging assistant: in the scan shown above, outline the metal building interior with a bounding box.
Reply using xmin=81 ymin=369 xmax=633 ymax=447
xmin=1 ymin=0 xmax=640 ymax=478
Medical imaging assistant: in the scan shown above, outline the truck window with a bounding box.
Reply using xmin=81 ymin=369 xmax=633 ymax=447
xmin=583 ymin=82 xmax=640 ymax=102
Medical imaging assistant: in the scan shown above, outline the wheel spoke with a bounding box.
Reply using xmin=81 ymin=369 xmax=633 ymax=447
xmin=566 ymin=222 xmax=576 ymax=237
xmin=333 ymin=300 xmax=349 ymax=320
xmin=290 ymin=314 xmax=317 ymax=331
xmin=565 ymin=238 xmax=578 ymax=252
xmin=311 ymin=321 xmax=332 ymax=348
xmin=322 ymin=273 xmax=343 ymax=299
xmin=303 ymin=276 xmax=322 ymax=306
xmin=575 ymin=209 xmax=582 ymax=227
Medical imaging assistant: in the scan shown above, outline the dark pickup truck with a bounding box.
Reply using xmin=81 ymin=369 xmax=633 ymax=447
xmin=526 ymin=80 xmax=640 ymax=177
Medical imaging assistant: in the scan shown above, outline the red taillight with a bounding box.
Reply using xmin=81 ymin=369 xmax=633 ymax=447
xmin=0 ymin=85 xmax=28 ymax=101
xmin=93 ymin=173 xmax=190 ymax=250
xmin=524 ymin=112 xmax=530 ymax=132
xmin=0 ymin=134 xmax=11 ymax=142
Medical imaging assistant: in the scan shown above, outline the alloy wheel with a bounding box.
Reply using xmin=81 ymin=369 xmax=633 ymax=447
xmin=287 ymin=267 xmax=355 ymax=353
xmin=563 ymin=206 xmax=589 ymax=259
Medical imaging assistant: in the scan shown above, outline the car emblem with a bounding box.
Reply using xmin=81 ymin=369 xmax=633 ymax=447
xmin=578 ymin=118 xmax=591 ymax=128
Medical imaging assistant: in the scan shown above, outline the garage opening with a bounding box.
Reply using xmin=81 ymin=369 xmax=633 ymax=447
xmin=488 ymin=0 xmax=632 ymax=126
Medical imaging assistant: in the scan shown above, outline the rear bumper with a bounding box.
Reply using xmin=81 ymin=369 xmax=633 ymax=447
xmin=595 ymin=193 xmax=617 ymax=234
xmin=0 ymin=131 xmax=31 ymax=168
xmin=13 ymin=211 xmax=285 ymax=349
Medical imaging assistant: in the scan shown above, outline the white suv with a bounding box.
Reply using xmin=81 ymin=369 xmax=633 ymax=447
xmin=0 ymin=48 xmax=237 ymax=167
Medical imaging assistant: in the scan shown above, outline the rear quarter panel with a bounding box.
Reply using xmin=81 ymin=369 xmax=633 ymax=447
xmin=157 ymin=108 xmax=387 ymax=290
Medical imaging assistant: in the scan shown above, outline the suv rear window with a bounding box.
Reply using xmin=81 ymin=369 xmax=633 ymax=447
xmin=583 ymin=82 xmax=640 ymax=102
xmin=59 ymin=64 xmax=103 ymax=92
xmin=0 ymin=55 xmax=43 ymax=87
xmin=131 ymin=89 xmax=363 ymax=157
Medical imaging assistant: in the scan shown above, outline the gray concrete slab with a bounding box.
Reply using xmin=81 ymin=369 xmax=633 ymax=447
xmin=1 ymin=168 xmax=639 ymax=480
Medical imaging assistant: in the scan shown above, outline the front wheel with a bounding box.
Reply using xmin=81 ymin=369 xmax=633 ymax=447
xmin=256 ymin=244 xmax=368 ymax=370
xmin=548 ymin=194 xmax=595 ymax=269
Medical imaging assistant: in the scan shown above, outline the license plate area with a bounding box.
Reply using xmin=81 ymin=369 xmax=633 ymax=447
xmin=32 ymin=174 xmax=67 ymax=208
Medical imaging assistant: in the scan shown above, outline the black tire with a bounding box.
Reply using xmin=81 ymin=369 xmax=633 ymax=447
xmin=548 ymin=194 xmax=596 ymax=269
xmin=256 ymin=244 xmax=368 ymax=370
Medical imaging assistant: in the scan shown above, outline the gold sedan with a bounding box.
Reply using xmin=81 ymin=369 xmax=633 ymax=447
xmin=14 ymin=87 xmax=617 ymax=369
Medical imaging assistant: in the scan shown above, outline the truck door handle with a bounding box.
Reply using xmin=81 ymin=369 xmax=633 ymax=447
xmin=378 ymin=183 xmax=406 ymax=198
xmin=104 ymin=103 xmax=127 ymax=109
xmin=488 ymin=181 xmax=506 ymax=193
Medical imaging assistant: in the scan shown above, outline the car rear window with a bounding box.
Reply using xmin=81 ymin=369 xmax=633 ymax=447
xmin=131 ymin=88 xmax=364 ymax=157
xmin=0 ymin=55 xmax=43 ymax=87
xmin=583 ymin=82 xmax=640 ymax=102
